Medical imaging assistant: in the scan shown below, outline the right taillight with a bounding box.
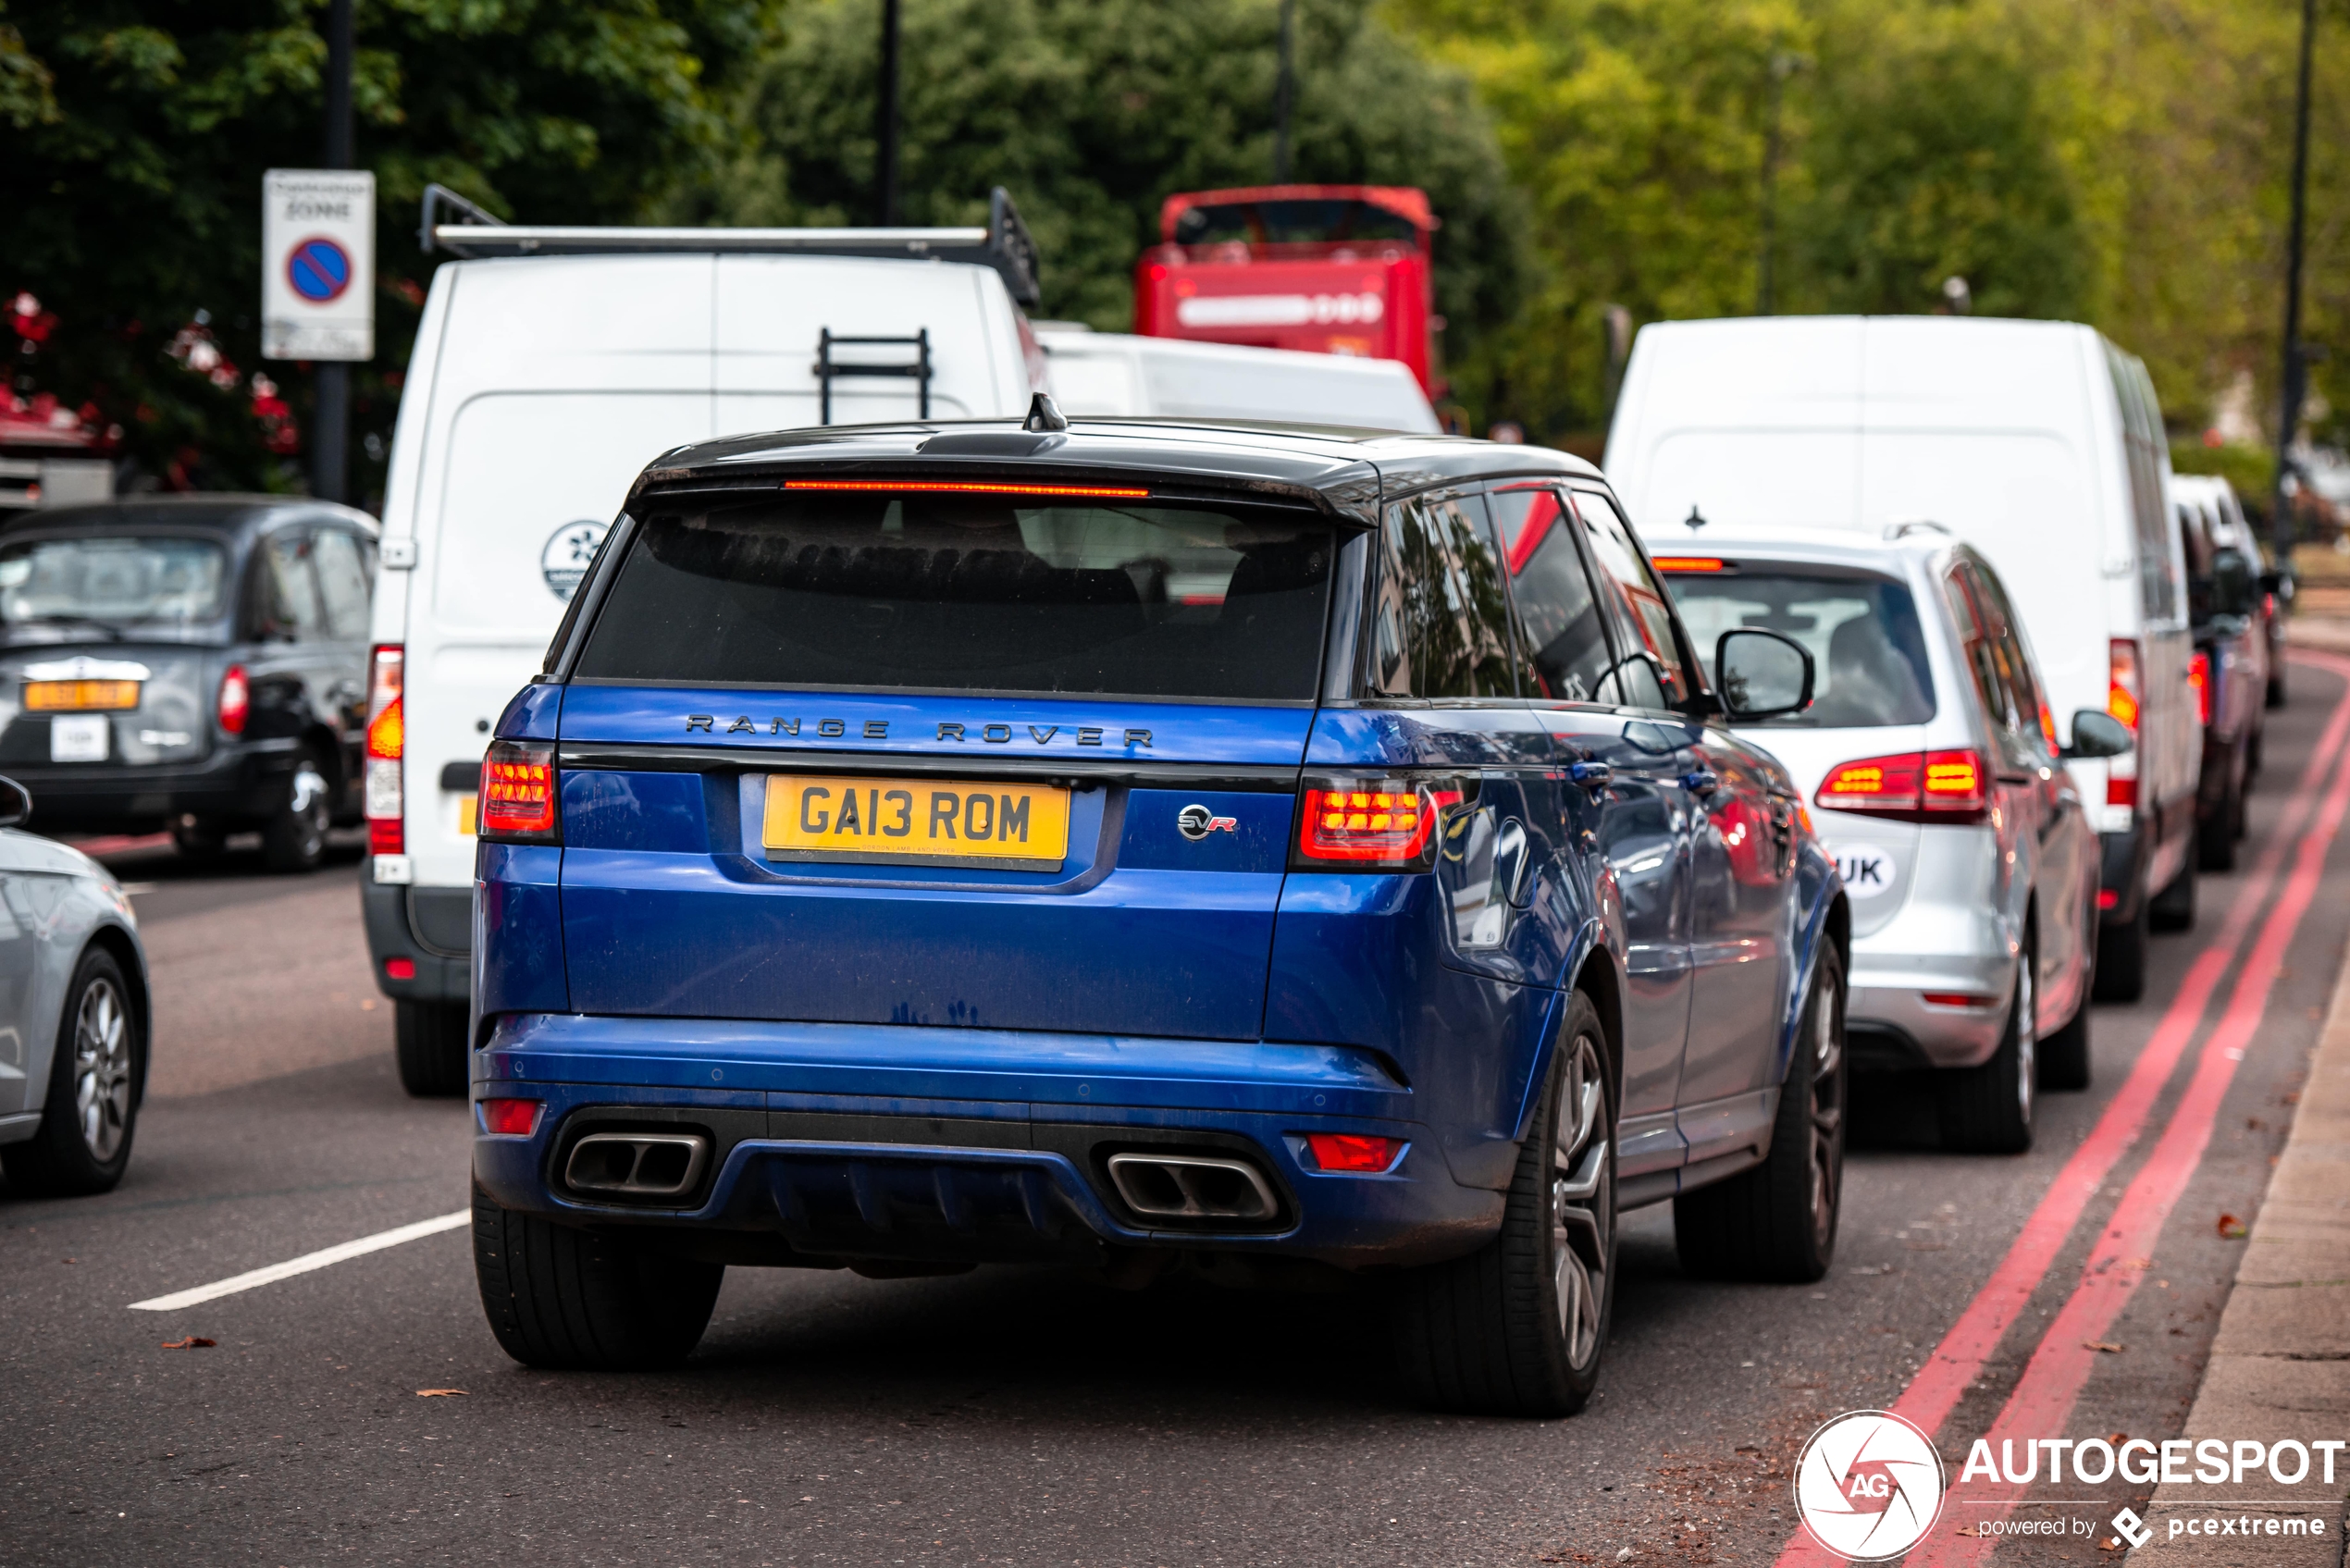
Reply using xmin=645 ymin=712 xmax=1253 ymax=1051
xmin=216 ymin=664 xmax=249 ymax=735
xmin=2105 ymin=637 xmax=2141 ymax=809
xmin=477 ymin=738 xmax=559 ymax=842
xmin=365 ymin=643 xmax=403 ymax=856
xmin=1293 ymin=777 xmax=1463 ymax=870
xmin=1815 ymin=748 xmax=1988 ymax=825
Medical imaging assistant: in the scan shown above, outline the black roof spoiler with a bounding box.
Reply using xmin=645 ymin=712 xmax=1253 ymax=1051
xmin=416 ymin=184 xmax=1043 ymax=306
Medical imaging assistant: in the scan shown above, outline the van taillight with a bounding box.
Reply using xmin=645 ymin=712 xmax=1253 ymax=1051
xmin=216 ymin=664 xmax=249 ymax=735
xmin=2105 ymin=638 xmax=2141 ymax=810
xmin=2188 ymin=651 xmax=2211 ymax=726
xmin=2107 ymin=638 xmax=2142 ymax=732
xmin=1815 ymin=749 xmax=1987 ymax=825
xmin=478 ymin=740 xmax=559 ymax=842
xmin=1293 ymin=778 xmax=1462 ymax=870
xmin=365 ymin=643 xmax=403 ymax=855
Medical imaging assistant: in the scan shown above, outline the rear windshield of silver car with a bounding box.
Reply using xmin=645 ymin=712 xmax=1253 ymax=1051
xmin=573 ymin=490 xmax=1337 ymax=701
xmin=0 ymin=536 xmax=229 ymax=628
xmin=1668 ymin=566 xmax=1936 ymax=726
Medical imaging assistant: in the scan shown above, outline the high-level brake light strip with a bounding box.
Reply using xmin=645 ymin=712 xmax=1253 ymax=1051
xmin=1774 ymin=649 xmax=2350 ymax=1566
xmin=128 ymin=1210 xmax=470 ymax=1312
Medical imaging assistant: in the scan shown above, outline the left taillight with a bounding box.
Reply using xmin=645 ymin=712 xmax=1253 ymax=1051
xmin=216 ymin=664 xmax=249 ymax=735
xmin=2188 ymin=650 xmax=2211 ymax=727
xmin=365 ymin=643 xmax=403 ymax=855
xmin=1292 ymin=777 xmax=1464 ymax=870
xmin=477 ymin=738 xmax=558 ymax=843
xmin=1815 ymin=748 xmax=1988 ymax=825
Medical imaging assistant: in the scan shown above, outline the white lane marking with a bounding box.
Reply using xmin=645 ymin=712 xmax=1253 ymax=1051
xmin=128 ymin=1210 xmax=469 ymax=1312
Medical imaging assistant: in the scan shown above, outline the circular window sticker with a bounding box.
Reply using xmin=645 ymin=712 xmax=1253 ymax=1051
xmin=1793 ymin=1410 xmax=1946 ymax=1561
xmin=541 ymin=520 xmax=610 ymax=601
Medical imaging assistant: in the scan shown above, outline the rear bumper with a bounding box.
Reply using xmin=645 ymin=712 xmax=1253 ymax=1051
xmin=9 ymin=738 xmax=297 ymax=833
xmin=361 ymin=872 xmax=473 ymax=1004
xmin=469 ymin=1012 xmax=1504 ymax=1271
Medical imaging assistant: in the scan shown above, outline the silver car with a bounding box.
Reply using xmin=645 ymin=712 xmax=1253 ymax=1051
xmin=1657 ymin=525 xmax=2105 ymax=1152
xmin=0 ymin=777 xmax=150 ymax=1194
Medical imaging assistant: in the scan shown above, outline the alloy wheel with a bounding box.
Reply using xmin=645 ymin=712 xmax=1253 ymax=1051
xmin=1552 ymin=1029 xmax=1614 ymax=1373
xmin=72 ymin=977 xmax=131 ymax=1162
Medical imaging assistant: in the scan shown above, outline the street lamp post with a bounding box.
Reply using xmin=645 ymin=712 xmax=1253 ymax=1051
xmin=311 ymin=0 xmax=353 ymax=506
xmin=1756 ymin=51 xmax=1805 ymax=317
xmin=2272 ymin=0 xmax=2318 ymax=563
xmin=876 ymin=0 xmax=901 ymax=226
xmin=1273 ymin=0 xmax=1297 ymax=184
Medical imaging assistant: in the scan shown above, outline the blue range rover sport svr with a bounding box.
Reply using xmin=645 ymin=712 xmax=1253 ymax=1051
xmin=465 ymin=405 xmax=1850 ymax=1416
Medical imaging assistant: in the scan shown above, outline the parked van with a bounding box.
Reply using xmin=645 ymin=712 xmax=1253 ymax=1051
xmin=1034 ymin=326 xmax=1440 ymax=432
xmin=1603 ymin=316 xmax=2195 ymax=1000
xmin=365 ymin=190 xmax=1047 ymax=1094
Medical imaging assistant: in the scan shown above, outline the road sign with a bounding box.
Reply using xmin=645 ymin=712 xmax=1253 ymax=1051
xmin=263 ymin=169 xmax=374 ymax=361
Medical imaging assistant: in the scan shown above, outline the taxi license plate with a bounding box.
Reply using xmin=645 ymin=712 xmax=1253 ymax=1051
xmin=761 ymin=774 xmax=1070 ymax=871
xmin=24 ymin=679 xmax=140 ymax=712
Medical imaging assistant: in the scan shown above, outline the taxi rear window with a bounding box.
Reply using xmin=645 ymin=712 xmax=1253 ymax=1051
xmin=573 ymin=490 xmax=1335 ymax=701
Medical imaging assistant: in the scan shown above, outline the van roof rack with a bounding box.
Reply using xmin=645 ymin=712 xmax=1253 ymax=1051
xmin=417 ymin=184 xmax=1043 ymax=306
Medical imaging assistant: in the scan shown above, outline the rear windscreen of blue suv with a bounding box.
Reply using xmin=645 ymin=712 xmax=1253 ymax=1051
xmin=573 ymin=492 xmax=1336 ymax=699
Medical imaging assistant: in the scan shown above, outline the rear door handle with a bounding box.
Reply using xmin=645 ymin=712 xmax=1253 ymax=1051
xmin=1568 ymin=761 xmax=1613 ymax=791
xmin=1679 ymin=769 xmax=1720 ymax=796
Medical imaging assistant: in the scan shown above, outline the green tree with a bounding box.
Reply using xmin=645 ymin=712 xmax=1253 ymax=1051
xmin=1783 ymin=4 xmax=2087 ymax=321
xmin=1 ymin=0 xmax=776 ymax=501
xmin=679 ymin=0 xmax=1526 ymax=383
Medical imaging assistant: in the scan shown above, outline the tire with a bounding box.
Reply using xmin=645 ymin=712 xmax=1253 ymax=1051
xmin=2200 ymin=778 xmax=2240 ymax=872
xmin=2267 ymin=665 xmax=2286 ymax=710
xmin=261 ymin=749 xmax=332 ymax=873
xmin=1391 ymin=990 xmax=1615 ymax=1417
xmin=0 ymin=948 xmax=142 ymax=1197
xmin=1938 ymin=945 xmax=2035 ymax=1154
xmin=1674 ymin=943 xmax=1846 ymax=1283
xmin=2150 ymin=839 xmax=2196 ymax=932
xmin=2246 ymin=719 xmax=2265 ymax=779
xmin=2094 ymin=892 xmax=2147 ymax=1002
xmin=473 ymin=1186 xmax=723 ymax=1371
xmin=170 ymin=816 xmax=228 ymax=860
xmin=395 ymin=998 xmax=470 ymax=1097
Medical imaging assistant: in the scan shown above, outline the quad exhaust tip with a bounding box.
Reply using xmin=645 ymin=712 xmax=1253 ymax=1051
xmin=564 ymin=1131 xmax=711 ymax=1202
xmin=1105 ymin=1153 xmax=1280 ymax=1224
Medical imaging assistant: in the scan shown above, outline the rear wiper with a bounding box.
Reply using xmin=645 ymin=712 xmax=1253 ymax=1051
xmin=19 ymin=614 xmax=126 ymax=641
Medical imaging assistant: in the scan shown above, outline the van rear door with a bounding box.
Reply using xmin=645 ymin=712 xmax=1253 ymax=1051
xmin=549 ymin=482 xmax=1339 ymax=1040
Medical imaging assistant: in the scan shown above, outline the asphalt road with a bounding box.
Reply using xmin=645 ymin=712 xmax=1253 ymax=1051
xmin=6 ymin=661 xmax=2347 ymax=1568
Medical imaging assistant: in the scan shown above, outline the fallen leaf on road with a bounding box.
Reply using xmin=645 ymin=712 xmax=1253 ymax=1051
xmin=2084 ymin=1340 xmax=2126 ymax=1353
xmin=2218 ymin=1214 xmax=2248 ymax=1239
xmin=2109 ymin=1432 xmax=2128 ymax=1445
xmin=415 ymin=1388 xmax=468 ymax=1397
xmin=2100 ymin=1537 xmax=2126 ymax=1551
xmin=160 ymin=1337 xmax=215 ymax=1350
xmin=1955 ymin=1525 xmax=1977 ymax=1537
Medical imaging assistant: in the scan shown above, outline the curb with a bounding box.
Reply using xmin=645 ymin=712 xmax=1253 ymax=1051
xmin=2125 ymin=937 xmax=2350 ymax=1562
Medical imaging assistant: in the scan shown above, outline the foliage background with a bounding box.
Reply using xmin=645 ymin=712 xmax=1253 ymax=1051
xmin=2 ymin=0 xmax=2344 ymax=503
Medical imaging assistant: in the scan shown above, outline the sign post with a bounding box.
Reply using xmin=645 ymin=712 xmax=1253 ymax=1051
xmin=262 ymin=169 xmax=374 ymax=362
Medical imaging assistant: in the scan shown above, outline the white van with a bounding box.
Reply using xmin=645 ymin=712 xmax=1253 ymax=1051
xmin=1602 ymin=315 xmax=2195 ymax=1001
xmin=364 ymin=190 xmax=1046 ymax=1093
xmin=1034 ymin=325 xmax=1440 ymax=432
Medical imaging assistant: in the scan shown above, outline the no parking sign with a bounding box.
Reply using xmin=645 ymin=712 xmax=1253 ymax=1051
xmin=262 ymin=168 xmax=374 ymax=361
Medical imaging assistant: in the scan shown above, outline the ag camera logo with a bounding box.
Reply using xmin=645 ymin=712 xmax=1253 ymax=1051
xmin=1794 ymin=1411 xmax=1946 ymax=1561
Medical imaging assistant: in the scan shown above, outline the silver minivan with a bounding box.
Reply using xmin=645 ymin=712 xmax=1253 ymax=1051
xmin=1658 ymin=525 xmax=2108 ymax=1152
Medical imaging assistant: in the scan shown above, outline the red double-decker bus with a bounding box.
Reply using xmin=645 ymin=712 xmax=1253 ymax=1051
xmin=1132 ymin=185 xmax=1437 ymax=393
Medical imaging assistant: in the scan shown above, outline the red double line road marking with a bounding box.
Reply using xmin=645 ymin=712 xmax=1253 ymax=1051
xmin=1777 ymin=650 xmax=2350 ymax=1566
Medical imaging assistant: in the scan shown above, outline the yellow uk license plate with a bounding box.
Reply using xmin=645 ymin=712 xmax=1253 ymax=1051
xmin=24 ymin=679 xmax=139 ymax=712
xmin=761 ymin=774 xmax=1070 ymax=870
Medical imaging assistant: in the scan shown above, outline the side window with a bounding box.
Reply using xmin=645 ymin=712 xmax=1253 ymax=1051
xmin=1367 ymin=496 xmax=1513 ymax=699
xmin=1443 ymin=494 xmax=1518 ymax=697
xmin=256 ymin=529 xmax=324 ymax=642
xmin=1570 ymin=488 xmax=1693 ymax=710
xmin=1945 ymin=565 xmax=2028 ymax=754
xmin=1971 ymin=562 xmax=2056 ymax=755
xmin=1490 ymin=486 xmax=1615 ymax=703
xmin=311 ymin=529 xmax=373 ymax=642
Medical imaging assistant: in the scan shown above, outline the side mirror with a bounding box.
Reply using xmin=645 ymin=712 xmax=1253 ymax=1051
xmin=2063 ymin=710 xmax=2134 ymax=760
xmin=1714 ymin=628 xmax=1814 ymax=720
xmin=2212 ymin=549 xmax=2257 ymax=619
xmin=0 ymin=776 xmax=31 ymax=830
